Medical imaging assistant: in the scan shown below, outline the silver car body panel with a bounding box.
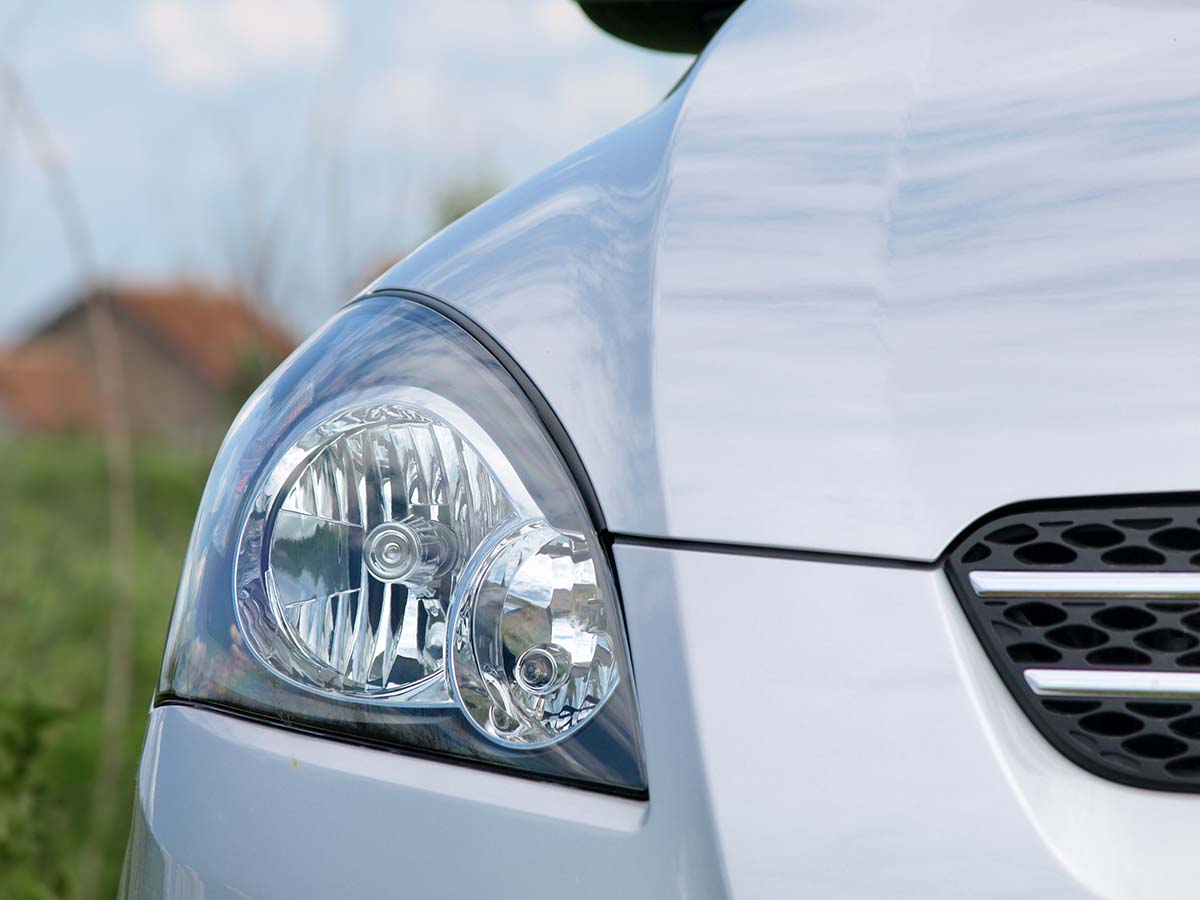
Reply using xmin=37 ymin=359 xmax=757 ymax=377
xmin=128 ymin=545 xmax=1200 ymax=899
xmin=376 ymin=0 xmax=1200 ymax=560
xmin=126 ymin=0 xmax=1200 ymax=895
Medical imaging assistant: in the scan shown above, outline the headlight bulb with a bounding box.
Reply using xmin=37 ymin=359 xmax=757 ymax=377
xmin=516 ymin=644 xmax=572 ymax=695
xmin=363 ymin=518 xmax=457 ymax=586
xmin=450 ymin=522 xmax=620 ymax=747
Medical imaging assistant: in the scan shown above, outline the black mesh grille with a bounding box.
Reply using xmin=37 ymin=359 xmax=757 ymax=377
xmin=946 ymin=500 xmax=1200 ymax=791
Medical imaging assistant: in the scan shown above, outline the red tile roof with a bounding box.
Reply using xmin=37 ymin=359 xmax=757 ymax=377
xmin=110 ymin=282 xmax=294 ymax=388
xmin=0 ymin=280 xmax=294 ymax=434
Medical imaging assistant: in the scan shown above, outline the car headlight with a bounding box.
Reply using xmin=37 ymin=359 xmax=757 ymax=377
xmin=158 ymin=292 xmax=645 ymax=794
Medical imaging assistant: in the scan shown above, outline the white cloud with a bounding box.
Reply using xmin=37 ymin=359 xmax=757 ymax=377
xmin=393 ymin=0 xmax=593 ymax=59
xmin=551 ymin=66 xmax=663 ymax=135
xmin=532 ymin=0 xmax=592 ymax=46
xmin=137 ymin=0 xmax=342 ymax=88
xmin=368 ymin=61 xmax=664 ymax=182
xmin=363 ymin=0 xmax=683 ymax=184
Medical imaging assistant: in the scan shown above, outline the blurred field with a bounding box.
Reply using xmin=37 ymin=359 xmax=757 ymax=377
xmin=0 ymin=436 xmax=209 ymax=899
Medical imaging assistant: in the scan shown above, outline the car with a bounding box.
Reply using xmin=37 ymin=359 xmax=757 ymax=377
xmin=121 ymin=0 xmax=1200 ymax=897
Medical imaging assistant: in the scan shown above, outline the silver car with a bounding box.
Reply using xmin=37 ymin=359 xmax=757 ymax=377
xmin=122 ymin=0 xmax=1200 ymax=897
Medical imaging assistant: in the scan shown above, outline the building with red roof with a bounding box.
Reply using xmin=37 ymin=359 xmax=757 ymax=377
xmin=0 ymin=281 xmax=294 ymax=441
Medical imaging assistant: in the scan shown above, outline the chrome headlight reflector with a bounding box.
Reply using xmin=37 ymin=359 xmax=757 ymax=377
xmin=238 ymin=402 xmax=519 ymax=704
xmin=159 ymin=295 xmax=644 ymax=793
xmin=451 ymin=521 xmax=620 ymax=747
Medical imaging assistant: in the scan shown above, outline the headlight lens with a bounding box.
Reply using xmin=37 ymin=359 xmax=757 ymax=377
xmin=239 ymin=402 xmax=518 ymax=704
xmin=452 ymin=521 xmax=621 ymax=747
xmin=159 ymin=294 xmax=645 ymax=794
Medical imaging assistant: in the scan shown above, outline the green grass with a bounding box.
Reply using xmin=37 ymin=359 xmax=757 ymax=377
xmin=0 ymin=436 xmax=211 ymax=899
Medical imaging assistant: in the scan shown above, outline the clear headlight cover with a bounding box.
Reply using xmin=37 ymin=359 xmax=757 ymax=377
xmin=158 ymin=294 xmax=645 ymax=793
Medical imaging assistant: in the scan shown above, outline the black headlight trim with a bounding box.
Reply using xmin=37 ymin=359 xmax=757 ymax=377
xmin=363 ymin=288 xmax=608 ymax=536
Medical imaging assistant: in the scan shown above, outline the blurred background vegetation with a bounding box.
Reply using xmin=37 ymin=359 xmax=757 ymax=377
xmin=0 ymin=180 xmax=507 ymax=898
xmin=0 ymin=438 xmax=207 ymax=897
xmin=0 ymin=1 xmax=688 ymax=897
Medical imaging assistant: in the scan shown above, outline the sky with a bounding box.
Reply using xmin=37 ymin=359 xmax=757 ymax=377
xmin=0 ymin=0 xmax=691 ymax=340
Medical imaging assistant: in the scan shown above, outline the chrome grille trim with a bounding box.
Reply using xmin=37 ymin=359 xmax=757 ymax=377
xmin=949 ymin=501 xmax=1200 ymax=791
xmin=969 ymin=570 xmax=1200 ymax=599
xmin=1025 ymin=669 xmax=1200 ymax=699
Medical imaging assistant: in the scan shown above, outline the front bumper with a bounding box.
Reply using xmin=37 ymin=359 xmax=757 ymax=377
xmin=124 ymin=544 xmax=1200 ymax=899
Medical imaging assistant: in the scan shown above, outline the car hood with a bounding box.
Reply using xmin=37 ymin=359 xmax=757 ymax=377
xmin=374 ymin=0 xmax=1200 ymax=561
